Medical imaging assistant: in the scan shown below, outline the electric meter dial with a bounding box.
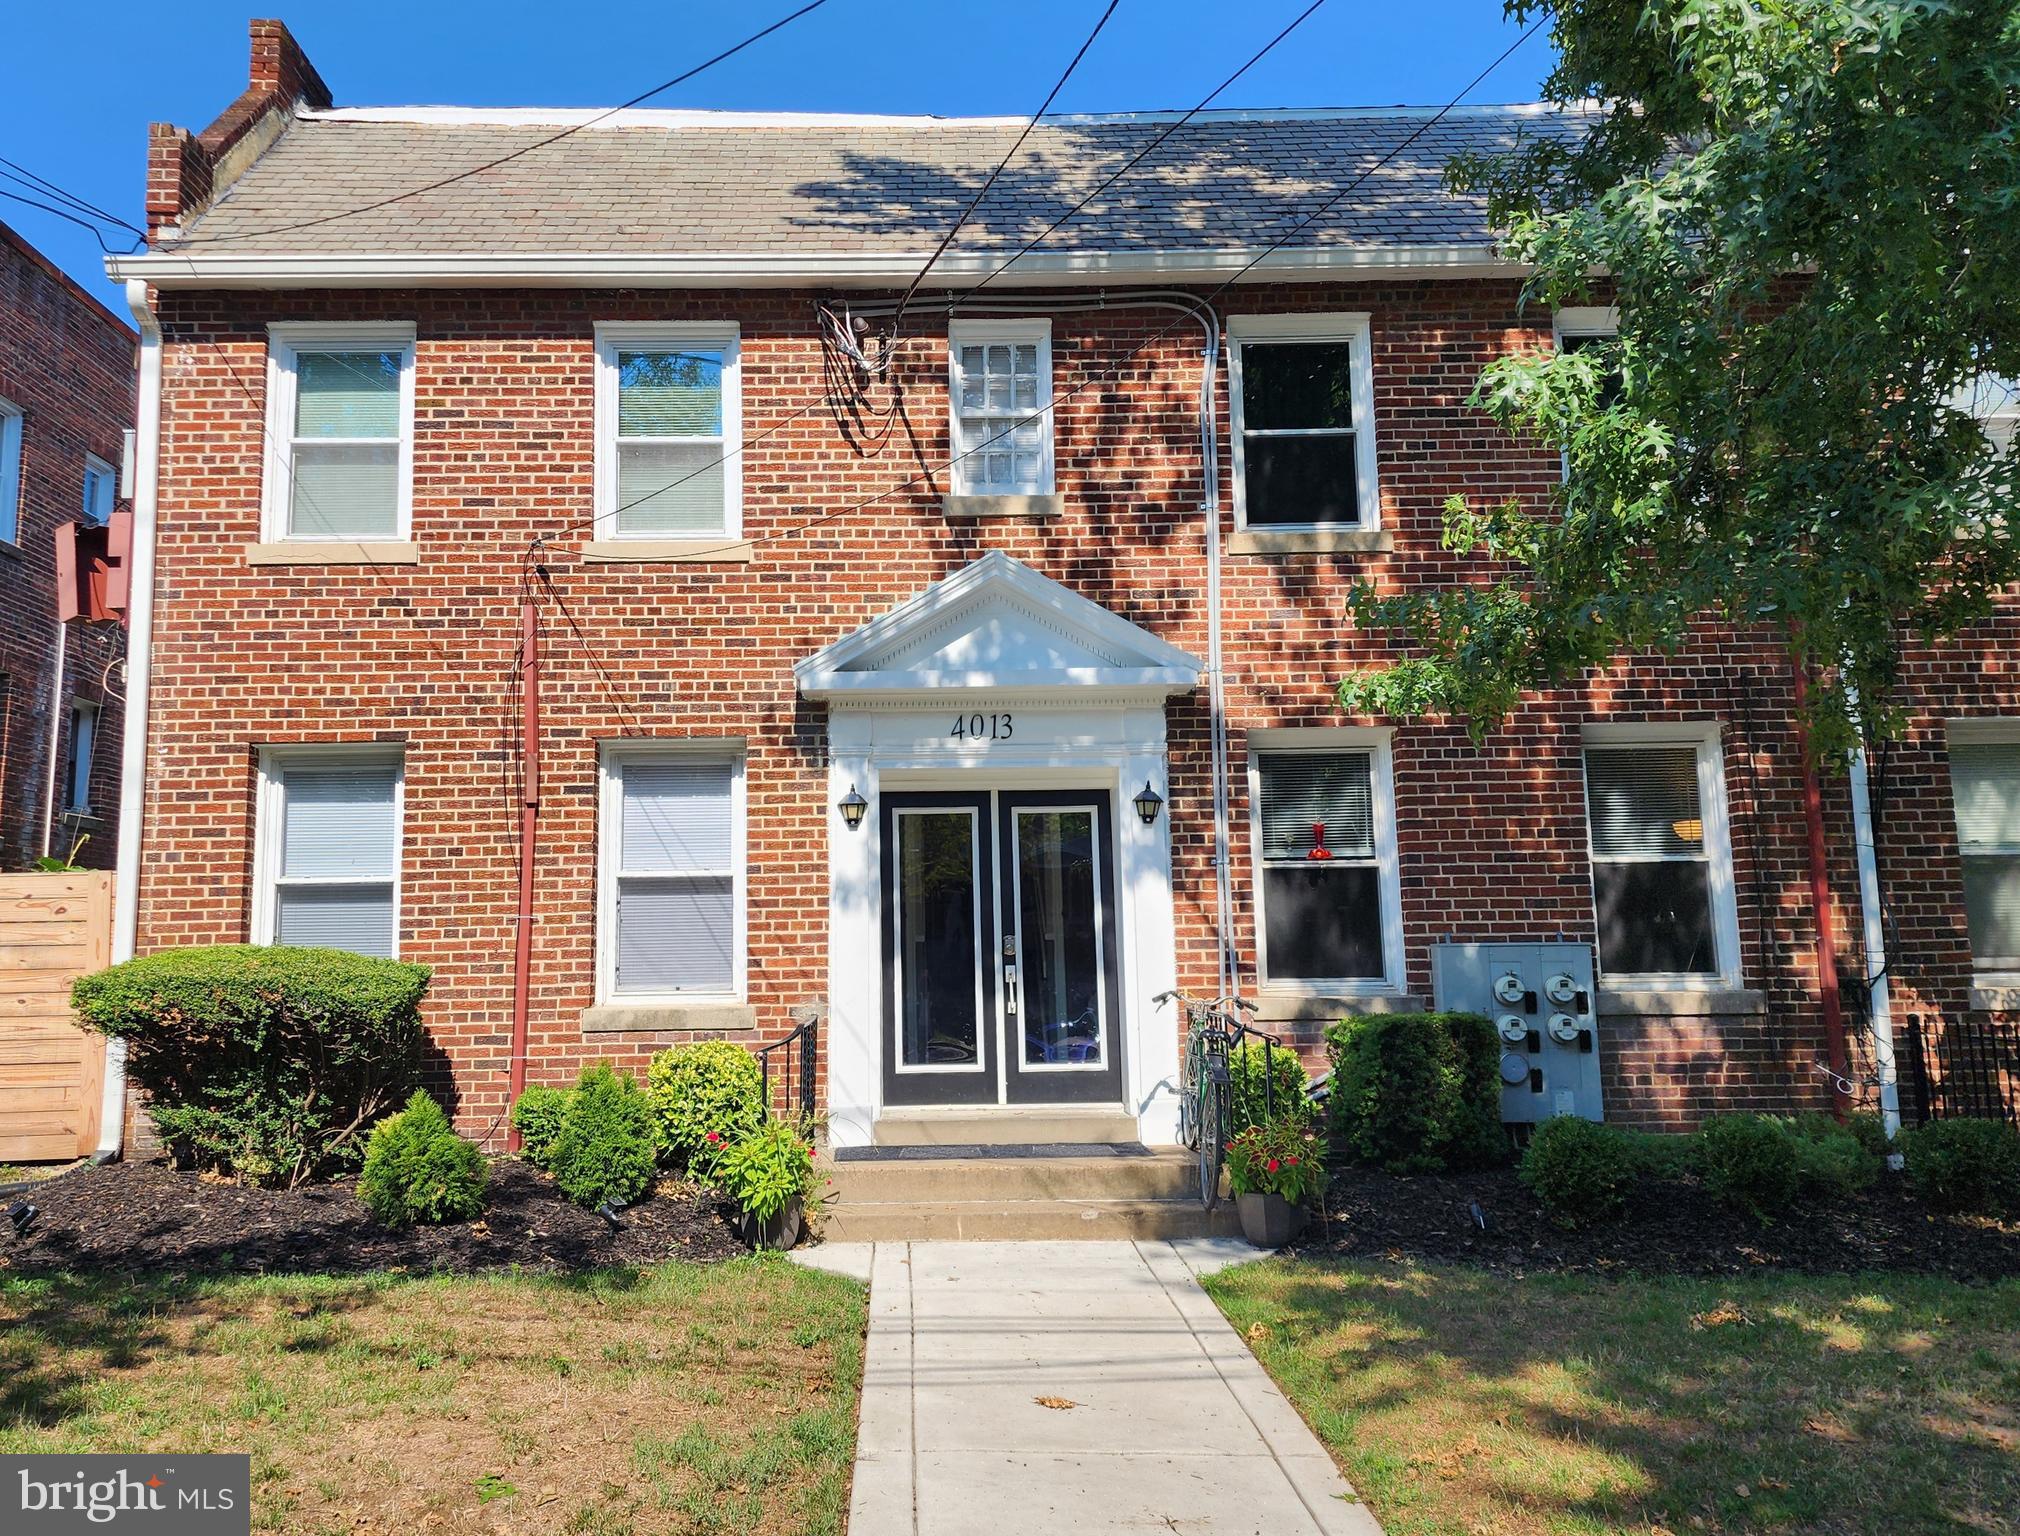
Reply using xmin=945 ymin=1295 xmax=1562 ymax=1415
xmin=1493 ymin=972 xmax=1526 ymax=1005
xmin=1545 ymin=972 xmax=1579 ymax=1005
xmin=1499 ymin=1051 xmax=1530 ymax=1086
xmin=1547 ymin=1012 xmax=1582 ymax=1044
xmin=1497 ymin=1013 xmax=1528 ymax=1045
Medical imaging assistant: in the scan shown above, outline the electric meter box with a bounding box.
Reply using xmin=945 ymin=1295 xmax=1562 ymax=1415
xmin=1430 ymin=942 xmax=1603 ymax=1124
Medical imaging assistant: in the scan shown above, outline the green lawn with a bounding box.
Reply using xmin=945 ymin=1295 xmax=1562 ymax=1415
xmin=1 ymin=1260 xmax=866 ymax=1536
xmin=1206 ymin=1258 xmax=2020 ymax=1536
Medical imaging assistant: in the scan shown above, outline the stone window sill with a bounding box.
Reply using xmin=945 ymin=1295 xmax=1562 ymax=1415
xmin=1970 ymin=981 xmax=2020 ymax=1012
xmin=1252 ymin=990 xmax=1423 ymax=1023
xmin=1226 ymin=528 xmax=1394 ymax=556
xmin=581 ymin=539 xmax=753 ymax=563
xmin=1598 ymin=986 xmax=1765 ymax=1018
xmin=244 ymin=540 xmax=419 ymax=566
xmin=942 ymin=493 xmax=1065 ymax=521
xmin=581 ymin=1002 xmax=756 ymax=1034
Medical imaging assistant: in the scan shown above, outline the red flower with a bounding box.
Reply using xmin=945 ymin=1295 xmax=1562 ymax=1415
xmin=1284 ymin=1156 xmax=1299 ymax=1167
xmin=705 ymin=1131 xmax=721 ymax=1143
xmin=1266 ymin=1158 xmax=1281 ymax=1173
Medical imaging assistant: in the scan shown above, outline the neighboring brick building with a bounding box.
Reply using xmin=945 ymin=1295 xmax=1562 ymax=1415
xmin=107 ymin=20 xmax=2016 ymax=1151
xmin=0 ymin=220 xmax=134 ymax=873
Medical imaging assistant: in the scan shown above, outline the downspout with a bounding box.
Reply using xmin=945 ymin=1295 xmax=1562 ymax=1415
xmin=1789 ymin=655 xmax=1852 ymax=1114
xmin=1198 ymin=323 xmax=1234 ymax=999
xmin=101 ymin=278 xmax=163 ymax=1158
xmin=505 ymin=579 xmax=540 ymax=1151
xmin=40 ymin=620 xmax=68 ymax=858
xmin=1847 ymin=730 xmax=1904 ymax=1146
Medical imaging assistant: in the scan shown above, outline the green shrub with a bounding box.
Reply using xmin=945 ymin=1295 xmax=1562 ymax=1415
xmin=1229 ymin=1040 xmax=1313 ymax=1134
xmin=357 ymin=1091 xmax=487 ymax=1228
xmin=1901 ymin=1117 xmax=2020 ymax=1216
xmin=1786 ymin=1112 xmax=1883 ymax=1198
xmin=70 ymin=944 xmax=430 ymax=1186
xmin=1324 ymin=1012 xmax=1503 ymax=1173
xmin=717 ymin=1119 xmax=819 ymax=1233
xmin=647 ymin=1040 xmax=766 ymax=1182
xmin=1519 ymin=1116 xmax=1638 ymax=1228
xmin=511 ymin=1084 xmax=573 ymax=1169
xmin=550 ymin=1064 xmax=660 ymax=1210
xmin=1225 ymin=1120 xmax=1329 ymax=1205
xmin=1618 ymin=1127 xmax=1698 ymax=1180
xmin=1698 ymin=1113 xmax=1802 ymax=1220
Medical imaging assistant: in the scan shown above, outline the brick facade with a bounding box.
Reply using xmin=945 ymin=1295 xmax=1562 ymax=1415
xmin=129 ymin=273 xmax=2020 ymax=1143
xmin=0 ymin=220 xmax=133 ymax=873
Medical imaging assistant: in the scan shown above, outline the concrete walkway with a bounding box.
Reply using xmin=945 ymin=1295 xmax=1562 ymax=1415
xmin=835 ymin=1239 xmax=1382 ymax=1535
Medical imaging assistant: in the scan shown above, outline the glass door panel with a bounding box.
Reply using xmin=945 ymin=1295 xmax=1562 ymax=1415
xmin=1013 ymin=809 xmax=1104 ymax=1068
xmin=895 ymin=809 xmax=983 ymax=1069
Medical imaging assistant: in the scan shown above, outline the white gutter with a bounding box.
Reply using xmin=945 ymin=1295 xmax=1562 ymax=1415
xmin=1847 ymin=743 xmax=1904 ymax=1147
xmin=107 ymin=243 xmax=1525 ymax=292
xmin=97 ymin=278 xmax=162 ymax=1158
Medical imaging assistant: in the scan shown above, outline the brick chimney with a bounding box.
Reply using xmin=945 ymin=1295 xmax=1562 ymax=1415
xmin=145 ymin=19 xmax=332 ymax=238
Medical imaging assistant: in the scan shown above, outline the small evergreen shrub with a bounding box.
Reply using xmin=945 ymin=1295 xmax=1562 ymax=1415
xmin=1787 ymin=1112 xmax=1883 ymax=1198
xmin=70 ymin=944 xmax=431 ymax=1186
xmin=1324 ymin=1012 xmax=1503 ymax=1173
xmin=550 ymin=1064 xmax=660 ymax=1210
xmin=1519 ymin=1116 xmax=1637 ymax=1228
xmin=1619 ymin=1127 xmax=1697 ymax=1180
xmin=357 ymin=1091 xmax=487 ymax=1228
xmin=1697 ymin=1113 xmax=1802 ymax=1220
xmin=718 ymin=1119 xmax=819 ymax=1231
xmin=1229 ymin=1040 xmax=1313 ymax=1134
xmin=1901 ymin=1117 xmax=2020 ymax=1217
xmin=511 ymin=1084 xmax=573 ymax=1169
xmin=647 ymin=1040 xmax=766 ymax=1182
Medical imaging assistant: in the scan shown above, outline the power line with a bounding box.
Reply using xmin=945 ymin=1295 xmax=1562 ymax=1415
xmin=173 ymin=2 xmax=832 ymax=246
xmin=0 ymin=188 xmax=138 ymax=256
xmin=0 ymin=157 xmax=146 ymax=238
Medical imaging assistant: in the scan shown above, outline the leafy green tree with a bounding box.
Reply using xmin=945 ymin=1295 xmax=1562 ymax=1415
xmin=1339 ymin=0 xmax=2020 ymax=758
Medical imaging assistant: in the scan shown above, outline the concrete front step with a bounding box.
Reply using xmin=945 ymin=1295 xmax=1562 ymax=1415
xmin=871 ymin=1107 xmax=1141 ymax=1146
xmin=819 ymin=1196 xmax=1241 ymax=1242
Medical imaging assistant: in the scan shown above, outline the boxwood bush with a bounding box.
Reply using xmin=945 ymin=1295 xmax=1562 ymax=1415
xmin=550 ymin=1063 xmax=660 ymax=1210
xmin=511 ymin=1083 xmax=573 ymax=1169
xmin=70 ymin=944 xmax=430 ymax=1186
xmin=358 ymin=1091 xmax=487 ymax=1228
xmin=1324 ymin=1012 xmax=1503 ymax=1173
xmin=1901 ymin=1117 xmax=2020 ymax=1216
xmin=1229 ymin=1040 xmax=1313 ymax=1134
xmin=1519 ymin=1116 xmax=1638 ymax=1228
xmin=1698 ymin=1113 xmax=1803 ymax=1219
xmin=647 ymin=1040 xmax=765 ymax=1183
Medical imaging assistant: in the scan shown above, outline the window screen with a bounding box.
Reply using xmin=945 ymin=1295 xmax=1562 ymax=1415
xmin=1584 ymin=745 xmax=1718 ymax=975
xmin=1238 ymin=341 xmax=1361 ymax=527
xmin=615 ymin=759 xmax=737 ymax=995
xmin=614 ymin=348 xmax=729 ymax=535
xmin=1949 ymin=740 xmax=2020 ymax=966
xmin=1256 ymin=751 xmax=1384 ymax=980
xmin=286 ymin=349 xmax=404 ymax=539
xmin=271 ymin=758 xmax=399 ymax=957
xmin=951 ymin=330 xmax=1050 ymax=494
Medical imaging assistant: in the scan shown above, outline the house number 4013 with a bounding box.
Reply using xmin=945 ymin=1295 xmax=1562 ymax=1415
xmin=950 ymin=712 xmax=1013 ymax=741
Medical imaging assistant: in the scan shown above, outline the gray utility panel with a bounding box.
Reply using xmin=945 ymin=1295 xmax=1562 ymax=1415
xmin=1430 ymin=942 xmax=1604 ymax=1123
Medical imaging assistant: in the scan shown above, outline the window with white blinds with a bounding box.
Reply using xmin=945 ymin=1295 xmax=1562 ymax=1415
xmin=1253 ymin=749 xmax=1388 ymax=982
xmin=264 ymin=326 xmax=415 ymax=541
xmin=258 ymin=752 xmax=402 ymax=959
xmin=1948 ymin=738 xmax=2020 ymax=968
xmin=604 ymin=752 xmax=744 ymax=999
xmin=949 ymin=320 xmax=1052 ymax=495
xmin=1583 ymin=735 xmax=1734 ymax=979
xmin=595 ymin=324 xmax=741 ymax=539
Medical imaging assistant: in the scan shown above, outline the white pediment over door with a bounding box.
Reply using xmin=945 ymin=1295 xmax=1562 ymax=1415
xmin=793 ymin=550 xmax=1203 ymax=703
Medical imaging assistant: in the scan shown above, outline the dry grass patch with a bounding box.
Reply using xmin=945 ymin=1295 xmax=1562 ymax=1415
xmin=1206 ymin=1259 xmax=2020 ymax=1536
xmin=0 ymin=1260 xmax=865 ymax=1536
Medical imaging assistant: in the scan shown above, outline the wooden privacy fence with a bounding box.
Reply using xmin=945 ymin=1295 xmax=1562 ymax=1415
xmin=0 ymin=871 xmax=112 ymax=1162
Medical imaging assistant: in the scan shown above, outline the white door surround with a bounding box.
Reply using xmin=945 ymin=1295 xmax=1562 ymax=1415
xmin=796 ymin=552 xmax=1204 ymax=1148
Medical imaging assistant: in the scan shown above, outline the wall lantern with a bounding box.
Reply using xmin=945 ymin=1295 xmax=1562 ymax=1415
xmin=1133 ymin=780 xmax=1164 ymax=825
xmin=838 ymin=784 xmax=869 ymax=830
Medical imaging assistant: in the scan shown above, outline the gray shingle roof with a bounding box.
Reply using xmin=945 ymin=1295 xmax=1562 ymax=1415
xmin=163 ymin=105 xmax=1594 ymax=257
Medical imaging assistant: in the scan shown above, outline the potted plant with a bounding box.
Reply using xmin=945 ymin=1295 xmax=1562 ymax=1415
xmin=717 ymin=1120 xmax=819 ymax=1250
xmin=1226 ymin=1121 xmax=1327 ymax=1248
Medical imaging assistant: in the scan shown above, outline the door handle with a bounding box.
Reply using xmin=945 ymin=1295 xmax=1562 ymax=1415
xmin=1003 ymin=960 xmax=1019 ymax=1015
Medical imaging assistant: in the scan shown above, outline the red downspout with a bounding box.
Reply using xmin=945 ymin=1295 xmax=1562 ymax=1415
xmin=506 ymin=583 xmax=540 ymax=1150
xmin=1789 ymin=654 xmax=1852 ymax=1114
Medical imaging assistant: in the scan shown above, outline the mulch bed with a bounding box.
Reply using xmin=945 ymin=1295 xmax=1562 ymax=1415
xmin=1295 ymin=1163 xmax=2020 ymax=1282
xmin=0 ymin=1158 xmax=751 ymax=1277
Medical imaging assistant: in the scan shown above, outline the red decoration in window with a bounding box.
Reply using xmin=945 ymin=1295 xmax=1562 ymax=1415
xmin=1307 ymin=821 xmax=1333 ymax=860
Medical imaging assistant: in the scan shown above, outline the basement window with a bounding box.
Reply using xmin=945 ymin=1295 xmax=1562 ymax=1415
xmin=1947 ymin=731 xmax=2020 ymax=972
xmin=1229 ymin=314 xmax=1379 ymax=530
xmin=594 ymin=322 xmax=741 ymax=540
xmin=262 ymin=324 xmax=417 ymax=542
xmin=948 ymin=319 xmax=1054 ymax=496
xmin=254 ymin=747 xmax=404 ymax=959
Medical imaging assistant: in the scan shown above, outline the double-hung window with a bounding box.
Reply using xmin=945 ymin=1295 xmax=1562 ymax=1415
xmin=255 ymin=748 xmax=403 ymax=958
xmin=1229 ymin=314 xmax=1379 ymax=530
xmin=263 ymin=324 xmax=416 ymax=542
xmin=948 ymin=319 xmax=1053 ymax=496
xmin=83 ymin=453 xmax=115 ymax=525
xmin=1250 ymin=731 xmax=1402 ymax=989
xmin=63 ymin=700 xmax=98 ymax=813
xmin=0 ymin=394 xmax=22 ymax=546
xmin=1554 ymin=307 xmax=1623 ymax=462
xmin=1581 ymin=725 xmax=1741 ymax=985
xmin=1947 ymin=729 xmax=2020 ymax=973
xmin=600 ymin=746 xmax=745 ymax=1001
xmin=594 ymin=322 xmax=741 ymax=539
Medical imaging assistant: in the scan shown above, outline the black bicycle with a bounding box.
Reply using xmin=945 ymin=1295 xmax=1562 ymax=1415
xmin=1155 ymin=989 xmax=1255 ymax=1209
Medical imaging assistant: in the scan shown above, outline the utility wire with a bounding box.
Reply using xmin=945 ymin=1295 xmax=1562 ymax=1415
xmin=0 ymin=188 xmax=139 ymax=256
xmin=0 ymin=157 xmax=147 ymax=238
xmin=171 ymin=2 xmax=832 ymax=246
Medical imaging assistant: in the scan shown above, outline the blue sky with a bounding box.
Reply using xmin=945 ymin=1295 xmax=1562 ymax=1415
xmin=0 ymin=0 xmax=1553 ymax=316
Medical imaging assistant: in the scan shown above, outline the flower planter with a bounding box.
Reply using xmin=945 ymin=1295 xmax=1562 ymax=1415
xmin=740 ymin=1196 xmax=804 ymax=1251
xmin=1236 ymin=1191 xmax=1307 ymax=1249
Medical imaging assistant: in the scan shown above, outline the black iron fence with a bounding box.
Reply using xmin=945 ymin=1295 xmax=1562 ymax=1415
xmin=1900 ymin=1013 xmax=2019 ymax=1127
xmin=759 ymin=1005 xmax=820 ymax=1128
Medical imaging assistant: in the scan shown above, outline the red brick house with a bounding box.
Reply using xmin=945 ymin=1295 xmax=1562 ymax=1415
xmin=103 ymin=20 xmax=2018 ymax=1155
xmin=0 ymin=220 xmax=133 ymax=874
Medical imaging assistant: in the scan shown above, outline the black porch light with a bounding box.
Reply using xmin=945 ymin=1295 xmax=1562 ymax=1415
xmin=838 ymin=784 xmax=870 ymax=831
xmin=1133 ymin=780 xmax=1164 ymax=825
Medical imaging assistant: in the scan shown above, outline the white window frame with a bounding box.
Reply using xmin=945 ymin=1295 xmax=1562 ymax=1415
xmin=947 ymin=318 xmax=1055 ymax=497
xmin=1228 ymin=312 xmax=1380 ymax=532
xmin=593 ymin=321 xmax=742 ymax=540
xmin=0 ymin=394 xmax=22 ymax=547
xmin=596 ymin=739 xmax=748 ymax=1005
xmin=1945 ymin=716 xmax=2020 ymax=979
xmin=1554 ymin=307 xmax=1620 ymax=482
xmin=1247 ymin=726 xmax=1406 ymax=995
xmin=251 ymin=744 xmax=406 ymax=957
xmin=1580 ymin=720 xmax=1742 ymax=991
xmin=64 ymin=698 xmax=99 ymax=813
xmin=82 ymin=452 xmax=116 ymax=526
xmin=261 ymin=323 xmax=417 ymax=543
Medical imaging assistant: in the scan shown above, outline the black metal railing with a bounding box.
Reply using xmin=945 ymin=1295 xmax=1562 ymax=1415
xmin=759 ymin=1005 xmax=820 ymax=1128
xmin=1901 ymin=1013 xmax=2019 ymax=1127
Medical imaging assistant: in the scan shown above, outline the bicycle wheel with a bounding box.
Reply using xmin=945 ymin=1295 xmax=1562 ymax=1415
xmin=1196 ymin=1076 xmax=1228 ymax=1209
xmin=1178 ymin=1036 xmax=1201 ymax=1150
